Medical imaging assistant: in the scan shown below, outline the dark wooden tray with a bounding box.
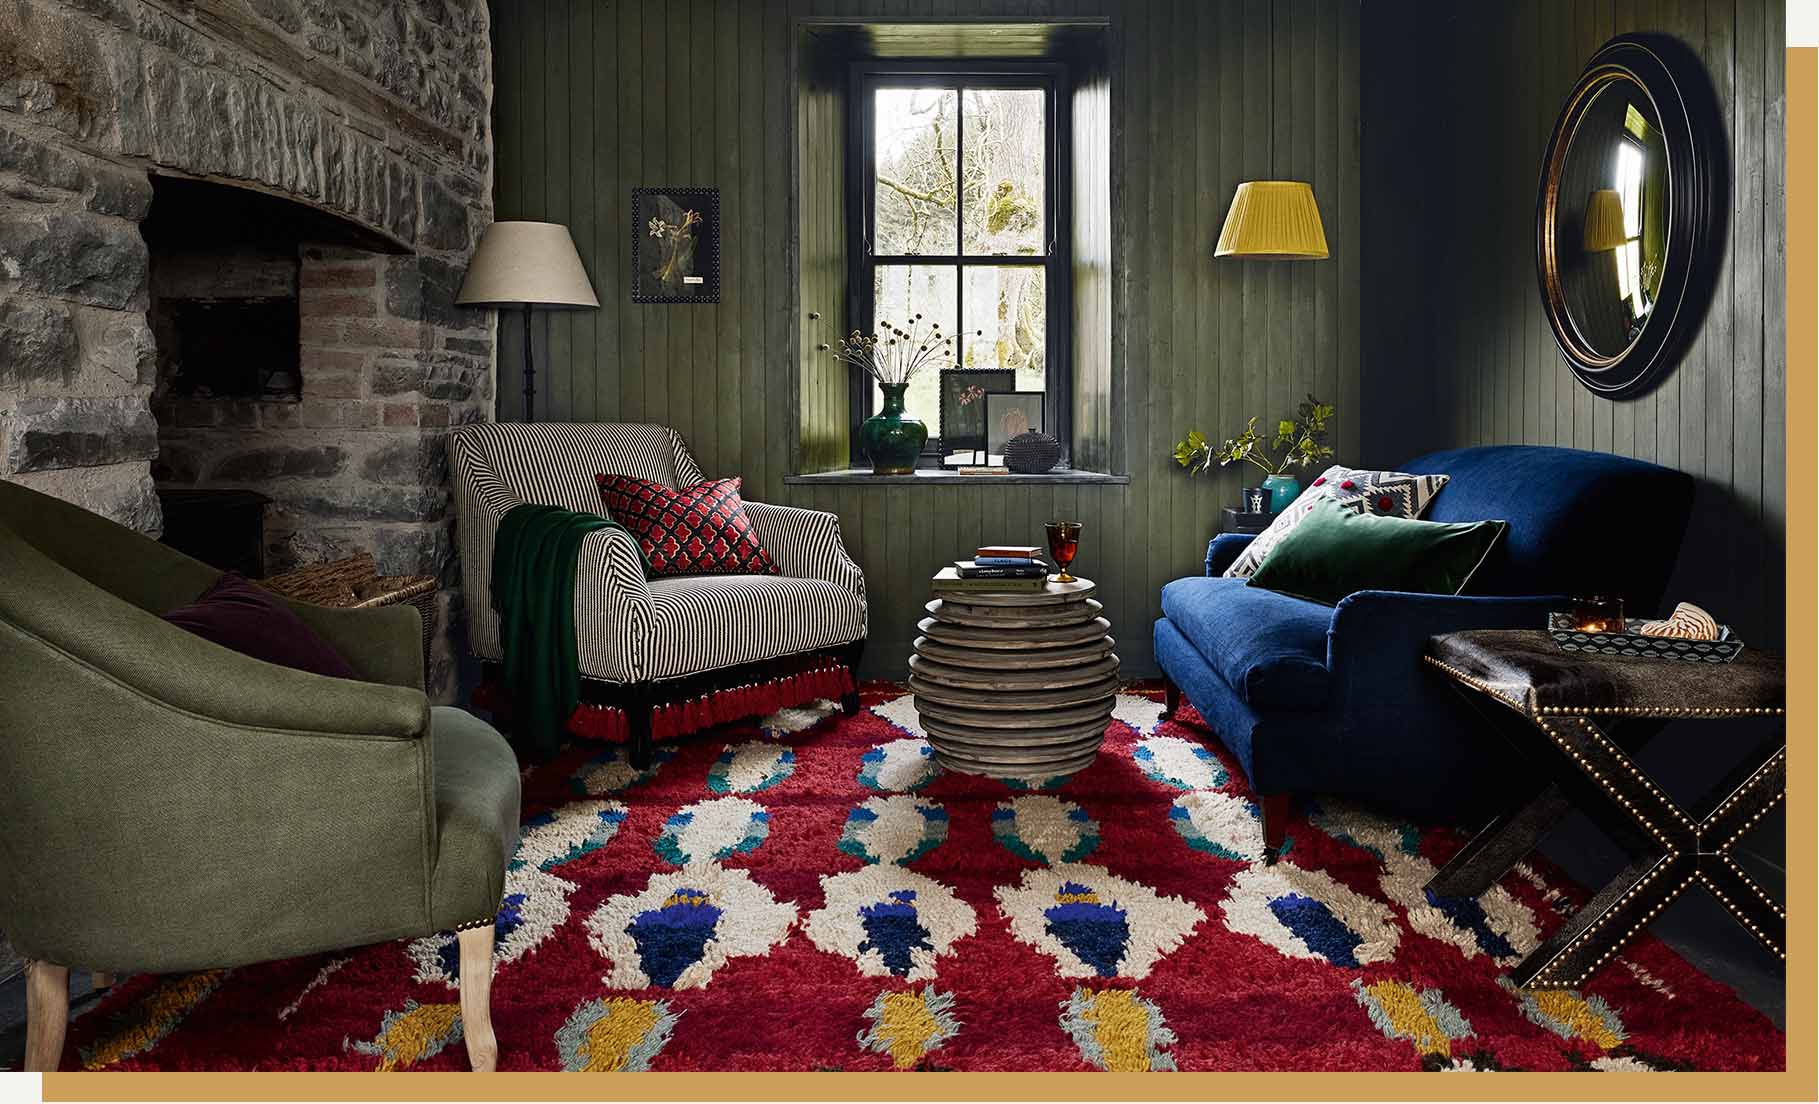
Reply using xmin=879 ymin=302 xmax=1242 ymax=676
xmin=1546 ymin=612 xmax=1743 ymax=663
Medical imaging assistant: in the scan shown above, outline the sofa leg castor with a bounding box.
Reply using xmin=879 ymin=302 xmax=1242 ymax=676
xmin=1162 ymin=676 xmax=1181 ymax=720
xmin=456 ymin=927 xmax=497 ymax=1072
xmin=24 ymin=960 xmax=68 ymax=1073
xmin=1260 ymin=793 xmax=1291 ymax=864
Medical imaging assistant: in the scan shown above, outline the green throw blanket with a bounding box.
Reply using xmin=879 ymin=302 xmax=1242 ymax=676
xmin=492 ymin=503 xmax=648 ymax=756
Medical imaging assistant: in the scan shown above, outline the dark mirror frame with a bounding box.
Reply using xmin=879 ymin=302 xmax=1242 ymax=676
xmin=1536 ymin=33 xmax=1725 ymax=399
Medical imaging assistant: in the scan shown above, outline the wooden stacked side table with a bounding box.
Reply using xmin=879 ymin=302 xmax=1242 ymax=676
xmin=908 ymin=570 xmax=1119 ymax=782
xmin=1424 ymin=629 xmax=1786 ymax=991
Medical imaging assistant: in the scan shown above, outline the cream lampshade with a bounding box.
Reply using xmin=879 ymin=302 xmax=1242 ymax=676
xmin=1582 ymin=189 xmax=1629 ymax=252
xmin=457 ymin=221 xmax=599 ymax=421
xmin=1214 ymin=181 xmax=1329 ymax=260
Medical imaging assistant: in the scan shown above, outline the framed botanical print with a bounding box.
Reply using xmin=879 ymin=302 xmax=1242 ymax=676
xmin=938 ymin=368 xmax=1016 ymax=466
xmin=632 ymin=187 xmax=720 ymax=303
xmin=985 ymin=390 xmax=1045 ymax=457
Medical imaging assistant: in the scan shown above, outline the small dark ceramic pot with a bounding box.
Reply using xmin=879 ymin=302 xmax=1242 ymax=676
xmin=1004 ymin=431 xmax=1061 ymax=474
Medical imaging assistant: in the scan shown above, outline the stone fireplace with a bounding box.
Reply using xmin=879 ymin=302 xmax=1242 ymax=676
xmin=0 ymin=0 xmax=497 ymax=700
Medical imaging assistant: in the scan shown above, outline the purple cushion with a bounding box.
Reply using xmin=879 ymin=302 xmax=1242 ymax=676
xmin=163 ymin=572 xmax=359 ymax=680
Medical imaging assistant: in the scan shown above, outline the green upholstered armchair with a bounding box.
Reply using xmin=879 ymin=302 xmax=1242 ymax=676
xmin=0 ymin=480 xmax=521 ymax=1072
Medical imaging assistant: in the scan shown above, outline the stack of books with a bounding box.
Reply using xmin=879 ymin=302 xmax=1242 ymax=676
xmin=943 ymin=544 xmax=1051 ymax=591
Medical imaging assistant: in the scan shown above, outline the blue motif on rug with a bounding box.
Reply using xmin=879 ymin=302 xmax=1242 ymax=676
xmin=857 ymin=890 xmax=935 ymax=977
xmin=1425 ymin=889 xmax=1519 ymax=961
xmin=1267 ymin=893 xmax=1364 ymax=968
xmin=628 ymin=888 xmax=724 ymax=988
xmin=514 ymin=805 xmax=627 ymax=871
xmin=437 ymin=891 xmax=527 ymax=981
xmin=1043 ymin=882 xmax=1130 ymax=977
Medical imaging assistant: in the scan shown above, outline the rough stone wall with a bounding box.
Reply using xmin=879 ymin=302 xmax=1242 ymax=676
xmin=0 ymin=0 xmax=496 ymax=697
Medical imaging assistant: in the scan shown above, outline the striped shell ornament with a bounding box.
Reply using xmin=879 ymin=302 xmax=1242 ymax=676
xmin=1635 ymin=601 xmax=1720 ymax=640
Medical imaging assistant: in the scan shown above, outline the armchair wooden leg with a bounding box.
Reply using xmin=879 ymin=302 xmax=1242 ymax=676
xmin=25 ymin=960 xmax=69 ymax=1073
xmin=624 ymin=687 xmax=653 ymax=770
xmin=840 ymin=639 xmax=866 ymax=716
xmin=1260 ymin=793 xmax=1291 ymax=865
xmin=456 ymin=927 xmax=497 ymax=1072
xmin=91 ymin=971 xmax=115 ymax=991
xmin=1161 ymin=676 xmax=1181 ymax=720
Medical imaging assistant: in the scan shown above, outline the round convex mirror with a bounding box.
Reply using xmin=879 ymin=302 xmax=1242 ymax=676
xmin=1537 ymin=34 xmax=1722 ymax=398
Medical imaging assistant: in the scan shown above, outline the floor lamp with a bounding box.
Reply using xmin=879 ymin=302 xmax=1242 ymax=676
xmin=456 ymin=221 xmax=600 ymax=422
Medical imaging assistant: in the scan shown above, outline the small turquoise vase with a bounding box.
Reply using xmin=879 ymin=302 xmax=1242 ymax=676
xmin=1262 ymin=473 xmax=1301 ymax=512
xmin=859 ymin=382 xmax=927 ymax=475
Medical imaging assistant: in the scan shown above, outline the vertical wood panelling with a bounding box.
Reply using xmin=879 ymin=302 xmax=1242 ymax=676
xmin=492 ymin=0 xmax=1364 ymax=677
xmin=1361 ymin=0 xmax=1785 ymax=648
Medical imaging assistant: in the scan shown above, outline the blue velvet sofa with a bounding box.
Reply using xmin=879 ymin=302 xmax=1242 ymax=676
xmin=1153 ymin=445 xmax=1694 ymax=845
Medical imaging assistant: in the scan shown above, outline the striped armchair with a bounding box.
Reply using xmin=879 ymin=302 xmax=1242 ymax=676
xmin=449 ymin=423 xmax=867 ymax=763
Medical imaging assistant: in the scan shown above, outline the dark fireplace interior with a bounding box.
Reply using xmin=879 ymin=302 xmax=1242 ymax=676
xmin=142 ymin=177 xmax=394 ymax=405
xmin=143 ymin=175 xmax=409 ymax=576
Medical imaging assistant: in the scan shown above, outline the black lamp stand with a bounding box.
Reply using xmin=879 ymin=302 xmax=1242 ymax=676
xmin=519 ymin=301 xmax=537 ymax=423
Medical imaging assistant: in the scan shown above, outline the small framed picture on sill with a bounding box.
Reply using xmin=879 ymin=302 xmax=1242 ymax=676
xmin=632 ymin=187 xmax=720 ymax=303
xmin=938 ymin=368 xmax=1016 ymax=467
xmin=984 ymin=390 xmax=1045 ymax=459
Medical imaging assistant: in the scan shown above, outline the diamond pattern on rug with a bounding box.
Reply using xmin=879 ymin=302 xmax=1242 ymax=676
xmin=60 ymin=688 xmax=1786 ymax=1072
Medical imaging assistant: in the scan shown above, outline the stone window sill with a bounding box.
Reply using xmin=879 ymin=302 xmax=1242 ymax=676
xmin=783 ymin=468 xmax=1130 ymax=486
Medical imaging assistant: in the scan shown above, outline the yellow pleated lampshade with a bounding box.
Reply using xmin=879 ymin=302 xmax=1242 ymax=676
xmin=1214 ymin=181 xmax=1329 ymax=260
xmin=1582 ymin=188 xmax=1628 ymax=252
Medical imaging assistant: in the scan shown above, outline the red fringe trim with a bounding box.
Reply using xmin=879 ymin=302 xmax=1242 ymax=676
xmin=475 ymin=662 xmax=856 ymax=747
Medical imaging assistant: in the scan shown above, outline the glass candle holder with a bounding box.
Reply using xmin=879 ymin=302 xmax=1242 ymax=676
xmin=1569 ymin=595 xmax=1626 ymax=633
xmin=1045 ymin=521 xmax=1082 ymax=584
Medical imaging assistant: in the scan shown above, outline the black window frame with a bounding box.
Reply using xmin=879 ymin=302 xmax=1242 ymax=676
xmin=846 ymin=59 xmax=1072 ymax=466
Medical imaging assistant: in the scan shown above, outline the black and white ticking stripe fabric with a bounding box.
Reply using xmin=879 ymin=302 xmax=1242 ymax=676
xmin=448 ymin=422 xmax=866 ymax=684
xmin=742 ymin=501 xmax=868 ymax=598
xmin=646 ymin=574 xmax=865 ymax=680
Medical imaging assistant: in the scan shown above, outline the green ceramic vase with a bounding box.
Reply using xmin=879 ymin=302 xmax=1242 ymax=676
xmin=859 ymin=382 xmax=926 ymax=475
xmin=1262 ymin=473 xmax=1302 ymax=512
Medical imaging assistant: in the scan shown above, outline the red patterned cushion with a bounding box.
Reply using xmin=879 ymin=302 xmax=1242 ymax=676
xmin=595 ymin=474 xmax=779 ymax=577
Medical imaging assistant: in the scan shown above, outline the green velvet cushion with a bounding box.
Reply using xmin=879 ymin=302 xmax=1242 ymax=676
xmin=1246 ymin=497 xmax=1507 ymax=606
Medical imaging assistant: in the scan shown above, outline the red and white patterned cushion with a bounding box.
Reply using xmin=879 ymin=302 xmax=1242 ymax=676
xmin=596 ymin=474 xmax=780 ymax=577
xmin=1222 ymin=465 xmax=1452 ymax=579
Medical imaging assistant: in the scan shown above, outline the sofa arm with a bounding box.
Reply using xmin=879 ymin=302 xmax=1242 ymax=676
xmin=572 ymin=524 xmax=656 ymax=683
xmin=1327 ymin=590 xmax=1568 ymax=711
xmin=745 ymin=501 xmax=868 ymax=603
xmin=0 ymin=617 xmax=438 ymax=972
xmin=286 ymin=601 xmax=425 ymax=691
xmin=1205 ymin=533 xmax=1256 ymax=576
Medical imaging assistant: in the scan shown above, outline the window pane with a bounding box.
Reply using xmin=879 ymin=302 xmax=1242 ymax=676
xmin=873 ymin=264 xmax=959 ymax=434
xmin=874 ymin=88 xmax=958 ymax=255
xmin=962 ymin=89 xmax=1045 ymax=256
xmin=962 ymin=266 xmax=1046 ymax=394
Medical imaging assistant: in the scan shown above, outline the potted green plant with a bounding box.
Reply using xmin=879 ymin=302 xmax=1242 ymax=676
xmin=1172 ymin=395 xmax=1336 ymax=511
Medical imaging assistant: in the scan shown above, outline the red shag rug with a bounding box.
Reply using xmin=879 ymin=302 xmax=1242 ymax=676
xmin=65 ymin=687 xmax=1783 ymax=1072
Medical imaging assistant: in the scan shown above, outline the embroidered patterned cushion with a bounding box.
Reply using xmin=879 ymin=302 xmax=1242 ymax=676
xmin=1222 ymin=464 xmax=1452 ymax=579
xmin=595 ymin=474 xmax=780 ymax=577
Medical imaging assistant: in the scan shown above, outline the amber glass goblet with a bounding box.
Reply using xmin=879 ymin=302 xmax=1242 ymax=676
xmin=1046 ymin=521 xmax=1082 ymax=584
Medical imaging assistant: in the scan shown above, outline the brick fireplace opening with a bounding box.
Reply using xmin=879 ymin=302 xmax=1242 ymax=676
xmin=147 ymin=174 xmax=427 ymax=572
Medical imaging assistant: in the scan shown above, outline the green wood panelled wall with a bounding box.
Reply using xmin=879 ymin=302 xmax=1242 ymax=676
xmin=491 ymin=0 xmax=1363 ymax=678
xmin=1362 ymin=0 xmax=1786 ymax=651
xmin=1361 ymin=0 xmax=1785 ymax=875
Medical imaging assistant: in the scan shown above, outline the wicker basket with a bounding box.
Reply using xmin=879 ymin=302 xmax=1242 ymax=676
xmin=262 ymin=553 xmax=437 ymax=677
